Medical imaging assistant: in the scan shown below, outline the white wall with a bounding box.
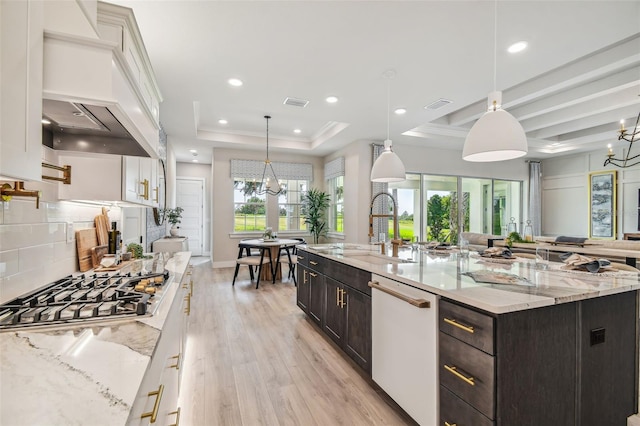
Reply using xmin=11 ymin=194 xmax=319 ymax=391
xmin=541 ymin=150 xmax=640 ymax=238
xmin=176 ymin=162 xmax=211 ymax=255
xmin=211 ymin=148 xmax=324 ymax=267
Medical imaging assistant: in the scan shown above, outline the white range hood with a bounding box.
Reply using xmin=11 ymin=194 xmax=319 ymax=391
xmin=42 ymin=2 xmax=162 ymax=158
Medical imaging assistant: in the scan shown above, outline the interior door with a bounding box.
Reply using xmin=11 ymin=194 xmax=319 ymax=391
xmin=176 ymin=177 xmax=204 ymax=256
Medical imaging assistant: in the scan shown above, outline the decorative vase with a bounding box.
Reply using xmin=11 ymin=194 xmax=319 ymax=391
xmin=170 ymin=225 xmax=179 ymax=237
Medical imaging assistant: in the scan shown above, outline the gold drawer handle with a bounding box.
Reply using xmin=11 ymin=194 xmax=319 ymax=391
xmin=184 ymin=293 xmax=191 ymax=315
xmin=169 ymin=353 xmax=180 ymax=370
xmin=309 ymin=272 xmax=318 ymax=277
xmin=444 ymin=422 xmax=457 ymax=426
xmin=141 ymin=384 xmax=164 ymax=422
xmin=444 ymin=317 xmax=475 ymax=333
xmin=169 ymin=407 xmax=181 ymax=426
xmin=303 ymin=270 xmax=308 ymax=284
xmin=309 ymin=260 xmax=318 ymax=265
xmin=444 ymin=364 xmax=475 ymax=386
xmin=298 ymin=255 xmax=305 ymax=260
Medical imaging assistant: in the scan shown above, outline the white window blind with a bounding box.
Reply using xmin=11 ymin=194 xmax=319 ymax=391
xmin=324 ymin=157 xmax=345 ymax=180
xmin=230 ymin=159 xmax=313 ymax=181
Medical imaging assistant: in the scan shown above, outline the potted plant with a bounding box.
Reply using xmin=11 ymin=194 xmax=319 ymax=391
xmin=301 ymin=188 xmax=330 ymax=244
xmin=163 ymin=207 xmax=184 ymax=236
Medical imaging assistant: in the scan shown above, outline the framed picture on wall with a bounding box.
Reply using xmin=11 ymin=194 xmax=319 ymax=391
xmin=588 ymin=170 xmax=616 ymax=239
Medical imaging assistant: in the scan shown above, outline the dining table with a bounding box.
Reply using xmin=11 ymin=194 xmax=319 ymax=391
xmin=240 ymin=238 xmax=301 ymax=281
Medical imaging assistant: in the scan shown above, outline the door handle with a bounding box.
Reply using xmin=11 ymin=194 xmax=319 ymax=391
xmin=368 ymin=281 xmax=430 ymax=308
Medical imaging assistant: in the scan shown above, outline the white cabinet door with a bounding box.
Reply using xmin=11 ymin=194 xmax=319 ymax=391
xmin=0 ymin=0 xmax=43 ymax=181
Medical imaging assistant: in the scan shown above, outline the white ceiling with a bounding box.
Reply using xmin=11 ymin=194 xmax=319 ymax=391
xmin=111 ymin=1 xmax=640 ymax=165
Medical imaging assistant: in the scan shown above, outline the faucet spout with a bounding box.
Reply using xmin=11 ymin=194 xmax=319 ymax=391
xmin=369 ymin=192 xmax=402 ymax=256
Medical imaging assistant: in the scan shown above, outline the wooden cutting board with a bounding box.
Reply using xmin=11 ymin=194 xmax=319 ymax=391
xmin=95 ymin=214 xmax=110 ymax=246
xmin=91 ymin=245 xmax=109 ymax=268
xmin=76 ymin=228 xmax=98 ymax=272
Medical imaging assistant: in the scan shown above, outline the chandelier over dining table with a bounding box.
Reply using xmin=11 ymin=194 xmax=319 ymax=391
xmin=604 ymin=111 xmax=640 ymax=169
xmin=256 ymin=115 xmax=283 ymax=196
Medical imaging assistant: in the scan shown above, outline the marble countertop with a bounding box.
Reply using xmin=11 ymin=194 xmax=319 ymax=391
xmin=300 ymin=244 xmax=640 ymax=314
xmin=0 ymin=251 xmax=192 ymax=426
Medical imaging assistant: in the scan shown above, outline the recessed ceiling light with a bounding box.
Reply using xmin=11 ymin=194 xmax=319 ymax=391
xmin=394 ymin=108 xmax=407 ymax=115
xmin=293 ymin=129 xmax=302 ymax=134
xmin=228 ymin=78 xmax=243 ymax=87
xmin=41 ymin=118 xmax=51 ymax=124
xmin=218 ymin=119 xmax=228 ymax=124
xmin=189 ymin=149 xmax=197 ymax=153
xmin=507 ymin=41 xmax=528 ymax=53
xmin=325 ymin=96 xmax=339 ymax=104
xmin=192 ymin=159 xmax=198 ymax=162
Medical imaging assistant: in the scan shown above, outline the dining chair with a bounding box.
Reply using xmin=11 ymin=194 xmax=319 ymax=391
xmin=276 ymin=238 xmax=305 ymax=285
xmin=232 ymin=242 xmax=274 ymax=289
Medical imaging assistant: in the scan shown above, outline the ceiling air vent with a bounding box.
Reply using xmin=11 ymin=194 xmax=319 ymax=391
xmin=283 ymin=97 xmax=309 ymax=108
xmin=424 ymin=98 xmax=453 ymax=110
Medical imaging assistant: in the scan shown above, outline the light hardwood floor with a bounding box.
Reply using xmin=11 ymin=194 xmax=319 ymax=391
xmin=178 ymin=259 xmax=416 ymax=426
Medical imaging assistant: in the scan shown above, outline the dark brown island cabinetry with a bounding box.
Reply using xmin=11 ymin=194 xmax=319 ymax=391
xmin=296 ymin=249 xmax=372 ymax=373
xmin=439 ymin=291 xmax=639 ymax=426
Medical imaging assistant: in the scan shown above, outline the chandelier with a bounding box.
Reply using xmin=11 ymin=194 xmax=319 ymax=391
xmin=256 ymin=115 xmax=282 ymax=196
xmin=604 ymin=112 xmax=640 ymax=168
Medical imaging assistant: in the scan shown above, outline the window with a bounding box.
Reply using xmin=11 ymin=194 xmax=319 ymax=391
xmin=231 ymin=159 xmax=313 ymax=233
xmin=278 ymin=179 xmax=308 ymax=231
xmin=233 ymin=178 xmax=266 ymax=232
xmin=387 ymin=174 xmax=420 ymax=241
xmin=325 ymin=157 xmax=345 ymax=234
xmin=328 ymin=175 xmax=344 ymax=233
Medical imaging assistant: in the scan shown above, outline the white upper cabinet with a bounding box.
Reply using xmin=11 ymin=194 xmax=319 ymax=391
xmin=0 ymin=0 xmax=44 ymax=181
xmin=57 ymin=152 xmax=157 ymax=207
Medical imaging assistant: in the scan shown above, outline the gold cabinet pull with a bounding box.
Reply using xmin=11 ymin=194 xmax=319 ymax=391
xmin=444 ymin=422 xmax=457 ymax=426
xmin=169 ymin=353 xmax=180 ymax=370
xmin=141 ymin=384 xmax=164 ymax=422
xmin=303 ymin=270 xmax=308 ymax=284
xmin=444 ymin=364 xmax=475 ymax=386
xmin=190 ymin=279 xmax=194 ymax=296
xmin=139 ymin=179 xmax=150 ymax=200
xmin=169 ymin=407 xmax=181 ymax=426
xmin=368 ymin=281 xmax=431 ymax=308
xmin=309 ymin=260 xmax=318 ymax=266
xmin=309 ymin=272 xmax=318 ymax=277
xmin=152 ymin=186 xmax=159 ymax=202
xmin=340 ymin=288 xmax=346 ymax=308
xmin=184 ymin=293 xmax=191 ymax=315
xmin=298 ymin=255 xmax=305 ymax=260
xmin=336 ymin=287 xmax=340 ymax=306
xmin=443 ymin=317 xmax=474 ymax=333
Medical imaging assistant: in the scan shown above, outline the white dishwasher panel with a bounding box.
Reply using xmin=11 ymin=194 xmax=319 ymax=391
xmin=371 ymin=274 xmax=438 ymax=426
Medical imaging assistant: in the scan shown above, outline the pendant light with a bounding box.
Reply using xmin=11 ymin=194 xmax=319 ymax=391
xmin=371 ymin=70 xmax=406 ymax=182
xmin=462 ymin=1 xmax=528 ymax=162
xmin=256 ymin=115 xmax=282 ymax=196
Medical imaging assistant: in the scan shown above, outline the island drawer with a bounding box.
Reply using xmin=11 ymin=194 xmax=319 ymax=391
xmin=296 ymin=250 xmax=309 ymax=267
xmin=440 ymin=385 xmax=494 ymax=426
xmin=325 ymin=261 xmax=370 ymax=295
xmin=307 ymin=253 xmax=325 ymax=273
xmin=440 ymin=299 xmax=494 ymax=355
xmin=440 ymin=331 xmax=495 ymax=420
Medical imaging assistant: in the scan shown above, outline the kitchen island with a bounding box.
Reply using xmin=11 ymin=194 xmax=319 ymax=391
xmin=0 ymin=251 xmax=192 ymax=426
xmin=297 ymin=243 xmax=640 ymax=426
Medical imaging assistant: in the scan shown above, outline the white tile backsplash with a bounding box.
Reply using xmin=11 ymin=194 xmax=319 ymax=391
xmin=0 ymin=199 xmax=122 ymax=304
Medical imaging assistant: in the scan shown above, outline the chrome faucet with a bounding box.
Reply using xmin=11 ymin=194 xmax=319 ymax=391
xmin=369 ymin=192 xmax=402 ymax=257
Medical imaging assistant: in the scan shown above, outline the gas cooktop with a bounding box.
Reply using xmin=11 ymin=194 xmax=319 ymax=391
xmin=0 ymin=270 xmax=170 ymax=332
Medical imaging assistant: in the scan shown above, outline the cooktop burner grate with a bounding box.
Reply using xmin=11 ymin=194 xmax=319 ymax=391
xmin=0 ymin=270 xmax=169 ymax=331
